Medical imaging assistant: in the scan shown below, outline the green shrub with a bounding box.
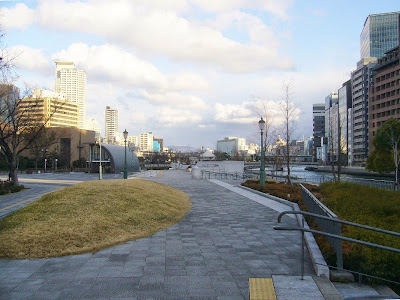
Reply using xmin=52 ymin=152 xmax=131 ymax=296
xmin=0 ymin=182 xmax=25 ymax=195
xmin=320 ymin=182 xmax=400 ymax=290
xmin=243 ymin=179 xmax=400 ymax=291
xmin=241 ymin=180 xmax=319 ymax=204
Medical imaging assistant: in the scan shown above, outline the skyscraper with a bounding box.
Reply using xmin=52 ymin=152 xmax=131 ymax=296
xmin=350 ymin=57 xmax=377 ymax=166
xmin=105 ymin=106 xmax=118 ymax=144
xmin=55 ymin=62 xmax=87 ymax=129
xmin=360 ymin=12 xmax=400 ymax=59
xmin=312 ymin=103 xmax=325 ymax=162
xmin=139 ymin=132 xmax=154 ymax=152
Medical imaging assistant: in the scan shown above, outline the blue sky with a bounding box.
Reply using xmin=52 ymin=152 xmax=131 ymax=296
xmin=1 ymin=0 xmax=399 ymax=148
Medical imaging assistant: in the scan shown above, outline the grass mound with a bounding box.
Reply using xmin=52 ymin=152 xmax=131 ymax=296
xmin=0 ymin=179 xmax=191 ymax=259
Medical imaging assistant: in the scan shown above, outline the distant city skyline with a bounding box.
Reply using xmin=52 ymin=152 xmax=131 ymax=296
xmin=1 ymin=1 xmax=400 ymax=148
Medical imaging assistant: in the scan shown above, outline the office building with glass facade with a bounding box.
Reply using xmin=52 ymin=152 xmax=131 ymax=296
xmin=360 ymin=12 xmax=400 ymax=59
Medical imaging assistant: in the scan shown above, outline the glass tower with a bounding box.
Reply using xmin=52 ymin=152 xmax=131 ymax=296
xmin=360 ymin=12 xmax=400 ymax=59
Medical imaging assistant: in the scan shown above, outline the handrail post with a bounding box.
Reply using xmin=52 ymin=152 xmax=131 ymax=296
xmin=301 ymin=216 xmax=305 ymax=280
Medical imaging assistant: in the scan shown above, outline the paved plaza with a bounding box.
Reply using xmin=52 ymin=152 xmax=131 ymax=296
xmin=0 ymin=170 xmax=322 ymax=299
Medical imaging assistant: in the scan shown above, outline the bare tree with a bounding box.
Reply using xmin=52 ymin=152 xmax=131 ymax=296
xmin=0 ymin=86 xmax=65 ymax=186
xmin=279 ymin=82 xmax=300 ymax=185
xmin=251 ymin=98 xmax=277 ymax=177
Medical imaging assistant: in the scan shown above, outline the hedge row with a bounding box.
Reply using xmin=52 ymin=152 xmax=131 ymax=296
xmin=242 ymin=180 xmax=400 ymax=291
xmin=320 ymin=181 xmax=400 ymax=287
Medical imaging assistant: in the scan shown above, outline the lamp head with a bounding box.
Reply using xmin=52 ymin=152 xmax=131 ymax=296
xmin=258 ymin=117 xmax=266 ymax=131
xmin=123 ymin=129 xmax=128 ymax=140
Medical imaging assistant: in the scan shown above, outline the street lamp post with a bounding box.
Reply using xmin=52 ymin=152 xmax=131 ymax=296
xmin=41 ymin=148 xmax=48 ymax=174
xmin=123 ymin=129 xmax=128 ymax=179
xmin=259 ymin=117 xmax=266 ymax=186
xmin=99 ymin=135 xmax=102 ymax=180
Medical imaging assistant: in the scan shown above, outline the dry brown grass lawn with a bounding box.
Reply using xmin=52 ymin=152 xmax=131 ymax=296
xmin=0 ymin=179 xmax=191 ymax=259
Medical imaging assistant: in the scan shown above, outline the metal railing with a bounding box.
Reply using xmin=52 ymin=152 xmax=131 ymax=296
xmin=300 ymin=184 xmax=343 ymax=269
xmin=201 ymin=170 xmax=244 ymax=180
xmin=243 ymin=169 xmax=397 ymax=190
xmin=274 ymin=210 xmax=400 ymax=287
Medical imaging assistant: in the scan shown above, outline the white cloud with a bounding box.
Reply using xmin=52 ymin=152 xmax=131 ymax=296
xmin=52 ymin=43 xmax=210 ymax=92
xmin=214 ymin=102 xmax=254 ymax=124
xmin=4 ymin=0 xmax=293 ymax=73
xmin=0 ymin=3 xmax=34 ymax=30
xmin=52 ymin=43 xmax=169 ymax=90
xmin=156 ymin=107 xmax=202 ymax=126
xmin=190 ymin=0 xmax=293 ymax=20
xmin=214 ymin=98 xmax=300 ymax=125
xmin=140 ymin=90 xmax=207 ymax=110
xmin=10 ymin=46 xmax=52 ymax=75
xmin=168 ymin=72 xmax=210 ymax=91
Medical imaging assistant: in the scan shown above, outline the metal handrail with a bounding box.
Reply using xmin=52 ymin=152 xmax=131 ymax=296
xmin=277 ymin=210 xmax=400 ymax=238
xmin=274 ymin=210 xmax=400 ymax=283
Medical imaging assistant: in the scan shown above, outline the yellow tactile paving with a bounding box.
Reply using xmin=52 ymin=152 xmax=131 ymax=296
xmin=249 ymin=278 xmax=277 ymax=300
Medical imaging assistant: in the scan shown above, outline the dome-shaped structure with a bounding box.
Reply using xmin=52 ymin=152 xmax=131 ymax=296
xmin=200 ymin=150 xmax=215 ymax=161
xmin=89 ymin=143 xmax=140 ymax=174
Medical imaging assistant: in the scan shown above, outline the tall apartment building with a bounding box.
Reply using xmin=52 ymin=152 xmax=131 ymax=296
xmin=105 ymin=106 xmax=118 ymax=144
xmin=55 ymin=62 xmax=86 ymax=129
xmin=350 ymin=58 xmax=377 ymax=166
xmin=312 ymin=104 xmax=325 ymax=162
xmin=338 ymin=80 xmax=352 ymax=165
xmin=325 ymin=93 xmax=339 ymax=163
xmin=361 ymin=12 xmax=400 ymax=59
xmin=139 ymin=132 xmax=154 ymax=152
xmin=369 ymin=46 xmax=400 ymax=153
xmin=19 ymin=89 xmax=78 ymax=128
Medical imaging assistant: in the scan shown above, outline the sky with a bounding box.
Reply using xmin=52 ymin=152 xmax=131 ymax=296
xmin=1 ymin=0 xmax=399 ymax=149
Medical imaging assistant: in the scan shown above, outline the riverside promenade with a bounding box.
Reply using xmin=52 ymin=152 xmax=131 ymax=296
xmin=0 ymin=170 xmax=326 ymax=299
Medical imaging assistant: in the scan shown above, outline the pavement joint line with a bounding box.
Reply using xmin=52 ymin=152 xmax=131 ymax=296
xmin=0 ymin=195 xmax=41 ymax=212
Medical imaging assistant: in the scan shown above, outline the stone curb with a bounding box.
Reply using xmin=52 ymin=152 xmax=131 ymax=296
xmin=239 ymin=185 xmax=330 ymax=279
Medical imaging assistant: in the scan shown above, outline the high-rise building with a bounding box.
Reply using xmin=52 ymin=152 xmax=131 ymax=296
xmin=18 ymin=89 xmax=78 ymax=128
xmin=350 ymin=58 xmax=377 ymax=166
xmin=369 ymin=46 xmax=400 ymax=153
xmin=55 ymin=62 xmax=86 ymax=129
xmin=325 ymin=93 xmax=339 ymax=163
xmin=312 ymin=103 xmax=325 ymax=162
xmin=360 ymin=12 xmax=400 ymax=59
xmin=338 ymin=80 xmax=352 ymax=165
xmin=139 ymin=132 xmax=154 ymax=152
xmin=105 ymin=106 xmax=118 ymax=144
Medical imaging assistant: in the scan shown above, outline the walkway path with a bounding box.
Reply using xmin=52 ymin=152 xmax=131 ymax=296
xmin=0 ymin=170 xmax=322 ymax=299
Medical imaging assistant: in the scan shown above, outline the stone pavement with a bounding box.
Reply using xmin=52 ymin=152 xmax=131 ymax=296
xmin=0 ymin=170 xmax=321 ymax=299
